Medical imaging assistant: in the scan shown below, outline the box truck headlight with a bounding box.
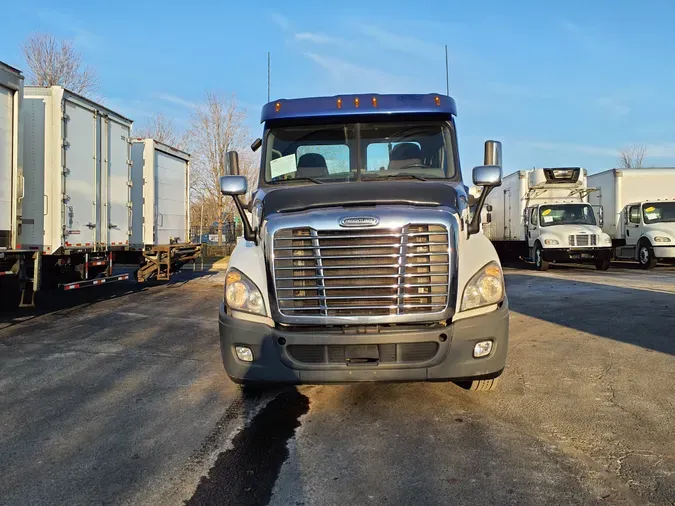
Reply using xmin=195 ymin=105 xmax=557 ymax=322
xmin=461 ymin=262 xmax=505 ymax=311
xmin=603 ymin=235 xmax=612 ymax=245
xmin=225 ymin=268 xmax=266 ymax=315
xmin=654 ymin=236 xmax=672 ymax=243
xmin=544 ymin=239 xmax=559 ymax=245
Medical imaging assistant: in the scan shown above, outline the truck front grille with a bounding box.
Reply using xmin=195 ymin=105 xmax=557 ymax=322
xmin=568 ymin=234 xmax=595 ymax=247
xmin=287 ymin=342 xmax=439 ymax=365
xmin=273 ymin=225 xmax=450 ymax=317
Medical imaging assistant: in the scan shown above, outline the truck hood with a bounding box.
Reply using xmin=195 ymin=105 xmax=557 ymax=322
xmin=542 ymin=224 xmax=601 ymax=235
xmin=644 ymin=222 xmax=675 ymax=241
xmin=259 ymin=181 xmax=461 ymax=218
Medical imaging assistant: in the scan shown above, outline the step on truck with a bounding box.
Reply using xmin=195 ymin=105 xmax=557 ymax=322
xmin=482 ymin=167 xmax=612 ymax=270
xmin=588 ymin=168 xmax=675 ymax=269
xmin=217 ymin=93 xmax=508 ymax=390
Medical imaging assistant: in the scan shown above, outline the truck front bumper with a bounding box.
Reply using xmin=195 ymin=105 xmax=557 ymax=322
xmin=542 ymin=247 xmax=611 ymax=262
xmin=653 ymin=245 xmax=675 ymax=259
xmin=218 ymin=300 xmax=509 ymax=385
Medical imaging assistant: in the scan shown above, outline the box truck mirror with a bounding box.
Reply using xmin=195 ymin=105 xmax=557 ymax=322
xmin=598 ymin=206 xmax=604 ymax=227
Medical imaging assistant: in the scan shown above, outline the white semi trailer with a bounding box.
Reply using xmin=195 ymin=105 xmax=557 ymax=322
xmin=0 ymin=82 xmax=199 ymax=308
xmin=483 ymin=167 xmax=612 ymax=270
xmin=588 ymin=168 xmax=675 ymax=269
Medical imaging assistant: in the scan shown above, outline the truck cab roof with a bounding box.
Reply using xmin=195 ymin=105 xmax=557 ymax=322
xmin=261 ymin=93 xmax=457 ymax=123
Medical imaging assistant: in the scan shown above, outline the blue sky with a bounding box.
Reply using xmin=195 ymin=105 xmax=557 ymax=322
xmin=1 ymin=0 xmax=674 ymax=181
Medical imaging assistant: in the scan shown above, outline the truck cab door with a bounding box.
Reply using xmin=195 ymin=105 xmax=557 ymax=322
xmin=625 ymin=205 xmax=641 ymax=246
xmin=526 ymin=206 xmax=540 ymax=247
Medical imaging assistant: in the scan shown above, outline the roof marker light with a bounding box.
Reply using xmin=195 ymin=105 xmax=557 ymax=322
xmin=435 ymin=96 xmax=441 ymax=106
xmin=354 ymin=97 xmax=360 ymax=108
xmin=275 ymin=102 xmax=281 ymax=112
xmin=372 ymin=96 xmax=377 ymax=107
xmin=337 ymin=97 xmax=342 ymax=109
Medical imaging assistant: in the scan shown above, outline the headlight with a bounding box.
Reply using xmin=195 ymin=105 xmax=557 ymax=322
xmin=225 ymin=268 xmax=266 ymax=315
xmin=544 ymin=239 xmax=559 ymax=245
xmin=654 ymin=236 xmax=672 ymax=243
xmin=461 ymin=261 xmax=505 ymax=311
xmin=603 ymin=235 xmax=612 ymax=245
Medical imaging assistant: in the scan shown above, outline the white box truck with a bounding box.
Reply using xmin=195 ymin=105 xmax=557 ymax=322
xmin=588 ymin=168 xmax=675 ymax=269
xmin=483 ymin=167 xmax=612 ymax=270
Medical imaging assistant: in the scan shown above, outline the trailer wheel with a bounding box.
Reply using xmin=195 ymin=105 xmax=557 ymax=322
xmin=534 ymin=244 xmax=549 ymax=271
xmin=455 ymin=377 xmax=500 ymax=392
xmin=595 ymin=258 xmax=610 ymax=271
xmin=638 ymin=241 xmax=658 ymax=270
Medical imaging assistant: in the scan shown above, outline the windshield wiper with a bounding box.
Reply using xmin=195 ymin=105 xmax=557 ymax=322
xmin=362 ymin=173 xmax=428 ymax=182
xmin=268 ymin=177 xmax=323 ymax=185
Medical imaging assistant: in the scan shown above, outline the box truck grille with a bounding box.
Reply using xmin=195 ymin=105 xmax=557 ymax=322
xmin=273 ymin=225 xmax=450 ymax=317
xmin=568 ymin=234 xmax=596 ymax=247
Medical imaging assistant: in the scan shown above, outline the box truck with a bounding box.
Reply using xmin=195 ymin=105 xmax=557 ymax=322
xmin=482 ymin=168 xmax=612 ymax=270
xmin=216 ymin=93 xmax=508 ymax=390
xmin=588 ymin=168 xmax=675 ymax=269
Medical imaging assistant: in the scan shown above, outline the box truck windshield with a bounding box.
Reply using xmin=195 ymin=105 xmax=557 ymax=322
xmin=643 ymin=202 xmax=675 ymax=224
xmin=540 ymin=204 xmax=596 ymax=227
xmin=264 ymin=120 xmax=457 ymax=184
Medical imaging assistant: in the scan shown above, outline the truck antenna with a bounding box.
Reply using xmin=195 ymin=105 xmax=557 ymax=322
xmin=267 ymin=52 xmax=271 ymax=102
xmin=445 ymin=45 xmax=449 ymax=95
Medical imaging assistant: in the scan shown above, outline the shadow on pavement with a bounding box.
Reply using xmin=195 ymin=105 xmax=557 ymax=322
xmin=505 ymin=272 xmax=675 ymax=355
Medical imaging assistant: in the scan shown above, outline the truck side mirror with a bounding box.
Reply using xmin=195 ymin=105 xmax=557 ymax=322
xmin=598 ymin=206 xmax=604 ymax=227
xmin=226 ymin=150 xmax=240 ymax=175
xmin=219 ymin=173 xmax=256 ymax=243
xmin=472 ymin=165 xmax=502 ymax=187
xmin=219 ymin=175 xmax=248 ymax=196
xmin=486 ymin=212 xmax=492 ymax=224
xmin=484 ymin=140 xmax=502 ymax=168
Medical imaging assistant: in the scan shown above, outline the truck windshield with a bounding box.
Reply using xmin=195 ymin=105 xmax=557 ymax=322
xmin=262 ymin=120 xmax=457 ymax=184
xmin=643 ymin=202 xmax=675 ymax=224
xmin=539 ymin=204 xmax=596 ymax=227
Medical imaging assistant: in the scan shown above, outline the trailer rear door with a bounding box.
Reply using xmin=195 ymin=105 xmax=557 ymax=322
xmin=0 ymin=85 xmax=13 ymax=246
xmin=155 ymin=149 xmax=188 ymax=244
xmin=105 ymin=117 xmax=132 ymax=247
xmin=63 ymin=98 xmax=98 ymax=248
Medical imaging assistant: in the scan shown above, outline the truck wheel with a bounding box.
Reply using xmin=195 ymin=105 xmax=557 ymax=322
xmin=455 ymin=377 xmax=500 ymax=392
xmin=534 ymin=244 xmax=549 ymax=271
xmin=595 ymin=258 xmax=610 ymax=271
xmin=638 ymin=241 xmax=658 ymax=270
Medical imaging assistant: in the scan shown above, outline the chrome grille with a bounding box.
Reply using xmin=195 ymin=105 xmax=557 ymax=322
xmin=568 ymin=234 xmax=594 ymax=247
xmin=273 ymin=225 xmax=450 ymax=317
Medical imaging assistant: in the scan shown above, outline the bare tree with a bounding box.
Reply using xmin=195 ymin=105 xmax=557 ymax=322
xmin=134 ymin=112 xmax=188 ymax=148
xmin=188 ymin=92 xmax=256 ymax=244
xmin=21 ymin=33 xmax=99 ymax=96
xmin=618 ymin=144 xmax=647 ymax=168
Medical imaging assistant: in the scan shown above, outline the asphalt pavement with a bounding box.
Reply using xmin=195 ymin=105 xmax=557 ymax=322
xmin=0 ymin=265 xmax=673 ymax=505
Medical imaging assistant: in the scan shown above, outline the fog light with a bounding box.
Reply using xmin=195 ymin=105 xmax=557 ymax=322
xmin=235 ymin=345 xmax=254 ymax=362
xmin=473 ymin=340 xmax=493 ymax=358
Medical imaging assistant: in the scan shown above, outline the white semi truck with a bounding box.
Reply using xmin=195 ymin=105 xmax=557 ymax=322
xmin=482 ymin=167 xmax=612 ymax=270
xmin=588 ymin=168 xmax=675 ymax=269
xmin=217 ymin=93 xmax=508 ymax=391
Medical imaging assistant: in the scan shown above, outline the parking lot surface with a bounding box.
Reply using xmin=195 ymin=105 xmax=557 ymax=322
xmin=1 ymin=265 xmax=673 ymax=505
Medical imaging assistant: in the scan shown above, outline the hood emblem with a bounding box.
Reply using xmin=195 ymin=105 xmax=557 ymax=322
xmin=339 ymin=216 xmax=380 ymax=227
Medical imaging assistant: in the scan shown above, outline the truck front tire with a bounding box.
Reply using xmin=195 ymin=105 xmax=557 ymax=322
xmin=638 ymin=241 xmax=658 ymax=270
xmin=455 ymin=377 xmax=500 ymax=391
xmin=534 ymin=244 xmax=549 ymax=271
xmin=595 ymin=258 xmax=610 ymax=271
